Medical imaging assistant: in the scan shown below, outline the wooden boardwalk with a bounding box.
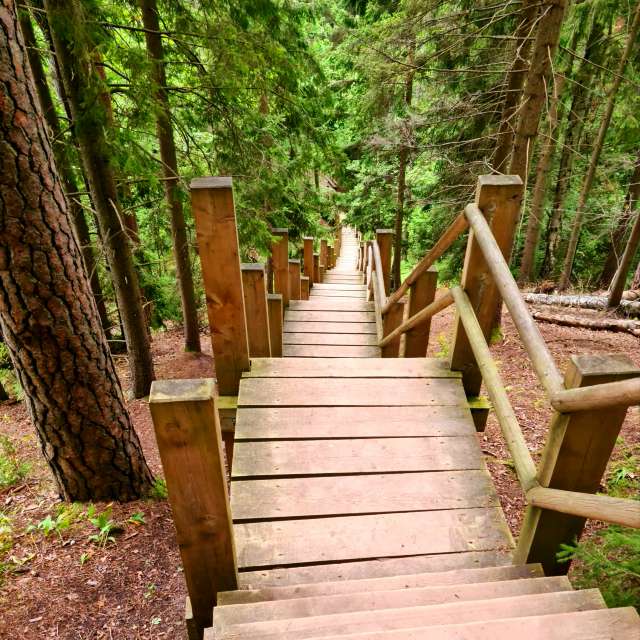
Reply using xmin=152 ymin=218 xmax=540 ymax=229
xmin=230 ymin=228 xmax=513 ymax=586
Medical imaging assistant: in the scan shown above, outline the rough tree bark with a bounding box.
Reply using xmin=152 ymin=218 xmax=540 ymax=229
xmin=139 ymin=0 xmax=200 ymax=352
xmin=600 ymin=152 xmax=640 ymax=285
xmin=492 ymin=0 xmax=539 ymax=172
xmin=18 ymin=8 xmax=112 ymax=339
xmin=558 ymin=0 xmax=640 ymax=290
xmin=0 ymin=0 xmax=153 ymax=500
xmin=45 ymin=0 xmax=154 ymax=397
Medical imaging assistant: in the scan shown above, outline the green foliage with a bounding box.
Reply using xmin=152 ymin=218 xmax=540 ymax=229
xmin=148 ymin=477 xmax=168 ymax=500
xmin=87 ymin=506 xmax=123 ymax=547
xmin=0 ymin=435 xmax=30 ymax=489
xmin=26 ymin=503 xmax=84 ymax=540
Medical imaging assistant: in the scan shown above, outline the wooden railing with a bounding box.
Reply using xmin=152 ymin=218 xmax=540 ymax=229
xmin=361 ymin=174 xmax=640 ymax=576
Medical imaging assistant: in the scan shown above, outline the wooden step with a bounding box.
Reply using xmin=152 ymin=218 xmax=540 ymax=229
xmin=289 ymin=299 xmax=372 ymax=311
xmin=214 ymin=576 xmax=571 ymax=628
xmin=282 ymin=321 xmax=376 ymax=334
xmin=285 ymin=311 xmax=375 ymax=322
xmin=206 ymin=608 xmax=639 ymax=640
xmin=283 ymin=333 xmax=378 ymax=346
xmin=283 ymin=344 xmax=380 ymax=357
xmin=310 ymin=290 xmax=367 ymax=297
xmin=213 ymin=589 xmax=605 ymax=639
xmin=312 ymin=283 xmax=366 ymax=290
xmin=220 ymin=563 xmax=544 ymax=604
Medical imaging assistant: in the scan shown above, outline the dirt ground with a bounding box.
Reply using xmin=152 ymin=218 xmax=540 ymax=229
xmin=0 ymin=306 xmax=638 ymax=639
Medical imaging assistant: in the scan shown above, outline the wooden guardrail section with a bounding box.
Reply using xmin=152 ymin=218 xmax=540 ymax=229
xmin=148 ymin=175 xmax=639 ymax=640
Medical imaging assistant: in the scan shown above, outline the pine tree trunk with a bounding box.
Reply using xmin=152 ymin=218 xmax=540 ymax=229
xmin=608 ymin=208 xmax=640 ymax=307
xmin=508 ymin=0 xmax=567 ymax=182
xmin=632 ymin=260 xmax=640 ymax=290
xmin=45 ymin=0 xmax=155 ymax=397
xmin=18 ymin=8 xmax=112 ymax=339
xmin=139 ymin=0 xmax=201 ymax=352
xmin=0 ymin=0 xmax=153 ymax=500
xmin=518 ymin=74 xmax=565 ymax=282
xmin=493 ymin=0 xmax=539 ymax=172
xmin=558 ymin=0 xmax=640 ymax=290
xmin=599 ymin=152 xmax=640 ymax=285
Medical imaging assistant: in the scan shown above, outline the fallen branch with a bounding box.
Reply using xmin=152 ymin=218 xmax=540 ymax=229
xmin=523 ymin=292 xmax=640 ymax=317
xmin=530 ymin=310 xmax=640 ymax=337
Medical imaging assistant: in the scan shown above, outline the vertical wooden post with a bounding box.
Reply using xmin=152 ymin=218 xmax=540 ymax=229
xmin=313 ymin=253 xmax=320 ymax=283
xmin=320 ymin=239 xmax=328 ymax=269
xmin=191 ymin=177 xmax=249 ymax=395
xmin=449 ymin=175 xmax=524 ymax=395
xmin=515 ymin=354 xmax=640 ymax=574
xmin=271 ymin=228 xmax=289 ymax=309
xmin=405 ymin=268 xmax=438 ymax=357
xmin=335 ymin=227 xmax=342 ymax=256
xmin=376 ymin=229 xmax=393 ymax=295
xmin=288 ymin=259 xmax=301 ymax=300
xmin=300 ymin=276 xmax=310 ymax=300
xmin=267 ymin=293 xmax=283 ymax=357
xmin=328 ymin=246 xmax=335 ymax=270
xmin=241 ymin=264 xmax=271 ymax=357
xmin=303 ymin=236 xmax=314 ymax=287
xmin=363 ymin=240 xmax=370 ymax=275
xmin=149 ymin=379 xmax=238 ymax=637
xmin=381 ymin=301 xmax=404 ymax=357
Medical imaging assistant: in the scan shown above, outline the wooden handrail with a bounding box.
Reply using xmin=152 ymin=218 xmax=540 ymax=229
xmin=451 ymin=287 xmax=538 ymax=491
xmin=551 ymin=375 xmax=640 ymax=412
xmin=379 ymin=290 xmax=454 ymax=348
xmin=526 ymin=486 xmax=640 ymax=529
xmin=381 ymin=213 xmax=469 ymax=316
xmin=463 ymin=203 xmax=564 ymax=398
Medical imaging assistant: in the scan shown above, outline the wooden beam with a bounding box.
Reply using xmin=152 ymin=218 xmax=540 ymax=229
xmin=241 ymin=264 xmax=271 ymax=357
xmin=405 ymin=267 xmax=438 ymax=357
xmin=300 ymin=276 xmax=310 ymax=301
xmin=320 ymin=239 xmax=328 ymax=269
xmin=303 ymin=237 xmax=314 ymax=287
xmin=149 ymin=378 xmax=238 ymax=635
xmin=288 ymin=259 xmax=301 ymax=301
xmin=515 ymin=353 xmax=640 ymax=574
xmin=271 ymin=228 xmax=289 ymax=308
xmin=449 ymin=175 xmax=524 ymax=396
xmin=376 ymin=229 xmax=393 ymax=295
xmin=191 ymin=177 xmax=249 ymax=395
xmin=266 ymin=294 xmax=283 ymax=357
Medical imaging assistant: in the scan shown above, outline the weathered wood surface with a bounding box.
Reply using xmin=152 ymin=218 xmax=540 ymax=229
xmin=266 ymin=294 xmax=283 ymax=358
xmin=283 ymin=321 xmax=376 ymax=334
xmin=285 ymin=310 xmax=375 ymax=322
xmin=283 ymin=344 xmax=381 ymax=357
xmin=310 ymin=289 xmax=367 ymax=298
xmin=283 ymin=332 xmax=378 ymax=346
xmin=290 ymin=298 xmax=373 ymax=311
xmin=271 ymin=229 xmax=290 ymax=308
xmin=241 ymin=264 xmax=271 ymax=357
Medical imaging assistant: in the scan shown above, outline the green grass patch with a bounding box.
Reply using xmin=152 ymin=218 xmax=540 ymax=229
xmin=0 ymin=435 xmax=30 ymax=489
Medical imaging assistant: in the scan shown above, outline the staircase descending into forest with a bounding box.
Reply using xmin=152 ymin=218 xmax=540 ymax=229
xmin=148 ymin=175 xmax=640 ymax=640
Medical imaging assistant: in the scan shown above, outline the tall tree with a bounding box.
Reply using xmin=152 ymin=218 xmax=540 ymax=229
xmin=1 ymin=0 xmax=153 ymax=500
xmin=139 ymin=0 xmax=200 ymax=352
xmin=45 ymin=0 xmax=155 ymax=397
xmin=558 ymin=0 xmax=640 ymax=290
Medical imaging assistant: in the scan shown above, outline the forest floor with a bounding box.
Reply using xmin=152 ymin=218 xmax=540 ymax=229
xmin=0 ymin=303 xmax=638 ymax=639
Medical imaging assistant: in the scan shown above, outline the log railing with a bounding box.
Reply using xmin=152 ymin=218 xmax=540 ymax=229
xmin=361 ymin=174 xmax=640 ymax=576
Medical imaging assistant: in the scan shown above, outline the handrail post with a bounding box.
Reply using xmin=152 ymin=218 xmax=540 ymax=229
xmin=191 ymin=177 xmax=249 ymax=395
xmin=405 ymin=267 xmax=437 ymax=357
xmin=382 ymin=301 xmax=404 ymax=357
xmin=241 ymin=264 xmax=271 ymax=357
xmin=376 ymin=229 xmax=393 ymax=296
xmin=515 ymin=354 xmax=640 ymax=574
xmin=328 ymin=246 xmax=335 ymax=270
xmin=300 ymin=276 xmax=310 ymax=300
xmin=266 ymin=293 xmax=283 ymax=357
xmin=313 ymin=253 xmax=320 ymax=283
xmin=449 ymin=175 xmax=523 ymax=395
xmin=149 ymin=379 xmax=238 ymax=638
xmin=320 ymin=239 xmax=328 ymax=272
xmin=303 ymin=236 xmax=314 ymax=287
xmin=271 ymin=228 xmax=289 ymax=309
xmin=363 ymin=240 xmax=370 ymax=276
xmin=289 ymin=259 xmax=302 ymax=301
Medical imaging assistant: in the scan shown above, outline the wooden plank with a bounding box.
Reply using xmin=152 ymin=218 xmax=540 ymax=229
xmin=234 ymin=507 xmax=512 ymax=567
xmin=232 ymin=436 xmax=483 ymax=477
xmin=271 ymin=229 xmax=290 ymax=308
xmin=310 ymin=289 xmax=367 ymax=298
xmin=283 ymin=321 xmax=376 ymax=334
xmin=231 ymin=470 xmax=498 ymax=519
xmin=191 ymin=178 xmax=249 ymax=394
xmin=312 ymin=283 xmax=366 ymax=291
xmin=219 ymin=564 xmax=544 ymax=604
xmin=405 ymin=268 xmax=437 ymax=357
xmin=285 ymin=311 xmax=376 ymax=323
xmin=290 ymin=299 xmax=373 ymax=311
xmin=288 ymin=259 xmax=301 ymax=301
xmin=149 ymin=379 xmax=237 ymax=631
xmin=241 ymin=264 xmax=271 ymax=357
xmin=282 ymin=333 xmax=378 ymax=346
xmin=323 ymin=276 xmax=364 ymax=282
xmin=234 ymin=405 xmax=473 ymax=439
xmin=243 ymin=357 xmax=459 ymax=378
xmin=237 ymin=377 xmax=467 ymax=407
xmin=303 ymin=237 xmax=314 ymax=286
xmin=283 ymin=344 xmax=380 ymax=358
xmin=237 ymin=551 xmax=513 ymax=588
xmin=266 ymin=294 xmax=282 ymax=358
xmin=214 ymin=577 xmax=571 ymax=627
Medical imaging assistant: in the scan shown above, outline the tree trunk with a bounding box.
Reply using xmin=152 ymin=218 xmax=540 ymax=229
xmin=518 ymin=74 xmax=565 ymax=282
xmin=632 ymin=260 xmax=640 ymax=290
xmin=45 ymin=0 xmax=155 ymax=397
xmin=608 ymin=207 xmax=640 ymax=307
xmin=18 ymin=8 xmax=112 ymax=339
xmin=493 ymin=0 xmax=539 ymax=172
xmin=0 ymin=0 xmax=153 ymax=500
xmin=139 ymin=0 xmax=200 ymax=352
xmin=530 ymin=310 xmax=640 ymax=337
xmin=558 ymin=0 xmax=640 ymax=291
xmin=522 ymin=292 xmax=640 ymax=317
xmin=508 ymin=0 xmax=567 ymax=182
xmin=599 ymin=152 xmax=640 ymax=285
